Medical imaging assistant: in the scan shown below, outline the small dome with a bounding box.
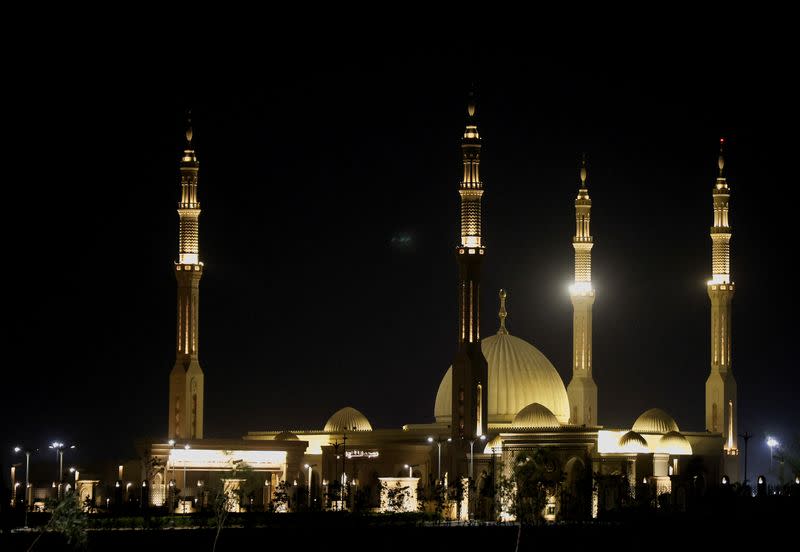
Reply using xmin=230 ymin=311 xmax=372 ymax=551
xmin=274 ymin=431 xmax=299 ymax=441
xmin=324 ymin=406 xmax=372 ymax=433
xmin=618 ymin=431 xmax=649 ymax=453
xmin=656 ymin=431 xmax=692 ymax=455
xmin=483 ymin=435 xmax=503 ymax=454
xmin=434 ymin=332 xmax=570 ymax=424
xmin=632 ymin=408 xmax=679 ymax=434
xmin=512 ymin=403 xmax=560 ymax=430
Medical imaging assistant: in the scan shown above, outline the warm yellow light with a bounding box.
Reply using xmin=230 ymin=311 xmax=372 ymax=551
xmin=463 ymin=126 xmax=480 ymax=139
xmin=569 ymin=282 xmax=593 ymax=295
xmin=169 ymin=449 xmax=287 ymax=469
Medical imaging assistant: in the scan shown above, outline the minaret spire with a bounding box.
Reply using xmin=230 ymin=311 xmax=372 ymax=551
xmin=498 ymin=289 xmax=508 ymax=334
xmin=459 ymin=89 xmax=483 ymax=249
xmin=567 ymin=154 xmax=598 ymax=426
xmin=168 ymin=113 xmax=205 ymax=441
xmin=705 ymin=137 xmax=738 ymax=478
xmin=450 ymin=90 xmax=489 ymax=479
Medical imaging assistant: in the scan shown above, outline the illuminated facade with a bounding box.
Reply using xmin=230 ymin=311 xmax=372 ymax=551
xmin=705 ymin=139 xmax=738 ymax=476
xmin=168 ymin=121 xmax=204 ymax=440
xmin=140 ymin=111 xmax=739 ymax=519
xmin=566 ymin=157 xmax=598 ymax=426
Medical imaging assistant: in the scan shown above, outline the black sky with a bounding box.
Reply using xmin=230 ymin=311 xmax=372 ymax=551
xmin=3 ymin=30 xmax=797 ymax=482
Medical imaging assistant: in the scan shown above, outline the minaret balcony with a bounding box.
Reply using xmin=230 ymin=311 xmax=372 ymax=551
xmin=707 ymin=277 xmax=734 ymax=291
xmin=176 ymin=262 xmax=204 ymax=271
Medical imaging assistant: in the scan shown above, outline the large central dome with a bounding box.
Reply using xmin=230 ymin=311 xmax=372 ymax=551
xmin=434 ymin=330 xmax=570 ymax=424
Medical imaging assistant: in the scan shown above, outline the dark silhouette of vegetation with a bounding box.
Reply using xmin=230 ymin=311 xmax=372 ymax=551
xmin=497 ymin=449 xmax=564 ymax=524
xmin=210 ymin=459 xmax=253 ymax=552
xmin=26 ymin=491 xmax=87 ymax=551
xmin=381 ymin=481 xmax=412 ymax=513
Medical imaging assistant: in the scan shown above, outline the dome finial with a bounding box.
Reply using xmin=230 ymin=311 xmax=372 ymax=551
xmin=185 ymin=109 xmax=193 ymax=144
xmin=717 ymin=137 xmax=725 ymax=177
xmin=498 ymin=289 xmax=508 ymax=334
xmin=467 ymin=85 xmax=476 ymax=118
xmin=580 ymin=153 xmax=587 ymax=186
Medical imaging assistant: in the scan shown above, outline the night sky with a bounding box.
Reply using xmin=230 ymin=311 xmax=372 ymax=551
xmin=4 ymin=33 xmax=796 ymax=482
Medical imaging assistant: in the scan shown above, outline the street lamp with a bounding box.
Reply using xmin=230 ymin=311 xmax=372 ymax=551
xmin=14 ymin=446 xmax=33 ymax=528
xmin=739 ymin=432 xmax=752 ymax=486
xmin=304 ymin=464 xmax=317 ymax=509
xmin=68 ymin=467 xmax=79 ymax=496
xmin=182 ymin=444 xmax=190 ymax=513
xmin=427 ymin=436 xmax=452 ymax=483
xmin=403 ymin=464 xmax=418 ymax=478
xmin=766 ymin=436 xmax=779 ymax=472
xmin=49 ymin=442 xmax=76 ymax=499
xmin=469 ymin=435 xmax=486 ymax=479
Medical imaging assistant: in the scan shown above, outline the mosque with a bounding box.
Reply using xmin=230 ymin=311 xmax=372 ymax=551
xmin=137 ymin=99 xmax=740 ymax=520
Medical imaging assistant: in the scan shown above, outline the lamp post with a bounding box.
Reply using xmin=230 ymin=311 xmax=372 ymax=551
xmin=331 ymin=440 xmax=342 ymax=510
xmin=14 ymin=447 xmax=33 ymax=528
xmin=468 ymin=435 xmax=487 ymax=480
xmin=168 ymin=480 xmax=175 ymax=511
xmin=427 ymin=436 xmax=452 ymax=483
xmin=304 ymin=464 xmax=317 ymax=509
xmin=68 ymin=466 xmax=79 ymax=497
xmin=49 ymin=442 xmax=76 ymax=499
xmin=341 ymin=433 xmax=348 ymax=508
xmin=766 ymin=436 xmax=779 ymax=472
xmin=182 ymin=444 xmax=190 ymax=513
xmin=404 ymin=464 xmax=418 ymax=478
xmin=739 ymin=432 xmax=752 ymax=486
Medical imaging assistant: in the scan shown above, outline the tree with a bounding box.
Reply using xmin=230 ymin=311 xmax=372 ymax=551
xmin=381 ymin=481 xmax=411 ymax=513
xmin=211 ymin=459 xmax=254 ymax=552
xmin=271 ymin=480 xmax=289 ymax=513
xmin=26 ymin=491 xmax=87 ymax=551
xmin=140 ymin=453 xmax=164 ymax=511
xmin=509 ymin=449 xmax=563 ymax=524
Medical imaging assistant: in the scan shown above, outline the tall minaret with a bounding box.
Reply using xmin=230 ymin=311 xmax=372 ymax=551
xmin=566 ymin=156 xmax=598 ymax=426
xmin=705 ymin=138 xmax=738 ymax=474
xmin=451 ymin=92 xmax=489 ymax=457
xmin=168 ymin=118 xmax=205 ymax=441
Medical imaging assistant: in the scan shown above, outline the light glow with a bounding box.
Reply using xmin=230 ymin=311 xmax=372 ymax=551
xmin=345 ymin=450 xmax=379 ymax=459
xmin=169 ymin=449 xmax=287 ymax=469
xmin=707 ymin=274 xmax=730 ymax=285
xmin=569 ymin=282 xmax=593 ymax=295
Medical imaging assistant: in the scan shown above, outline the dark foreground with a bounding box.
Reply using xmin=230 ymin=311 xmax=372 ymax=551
xmin=1 ymin=502 xmax=797 ymax=552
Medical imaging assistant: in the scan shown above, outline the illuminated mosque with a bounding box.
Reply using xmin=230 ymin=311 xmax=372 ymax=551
xmin=137 ymin=98 xmax=740 ymax=520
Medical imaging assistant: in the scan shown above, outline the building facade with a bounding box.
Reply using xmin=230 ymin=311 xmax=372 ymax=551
xmin=139 ymin=104 xmax=739 ymax=519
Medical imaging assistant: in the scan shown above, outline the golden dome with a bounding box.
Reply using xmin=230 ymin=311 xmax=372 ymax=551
xmin=483 ymin=435 xmax=503 ymax=454
xmin=656 ymin=431 xmax=692 ymax=455
xmin=324 ymin=406 xmax=372 ymax=433
xmin=618 ymin=430 xmax=649 ymax=453
xmin=511 ymin=403 xmax=561 ymax=430
xmin=632 ymin=408 xmax=680 ymax=434
xmin=434 ymin=332 xmax=570 ymax=424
